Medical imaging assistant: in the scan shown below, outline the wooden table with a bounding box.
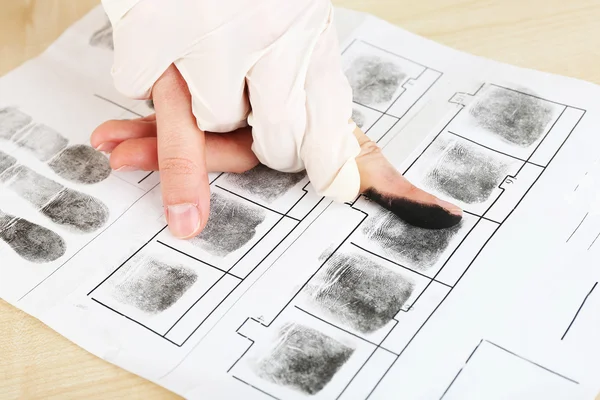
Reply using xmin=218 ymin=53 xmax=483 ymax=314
xmin=1 ymin=1 xmax=599 ymax=398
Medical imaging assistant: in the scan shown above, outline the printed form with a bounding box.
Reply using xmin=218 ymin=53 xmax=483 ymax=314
xmin=0 ymin=6 xmax=599 ymax=399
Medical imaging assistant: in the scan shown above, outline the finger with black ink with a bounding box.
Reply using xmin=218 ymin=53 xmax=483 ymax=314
xmin=353 ymin=127 xmax=463 ymax=230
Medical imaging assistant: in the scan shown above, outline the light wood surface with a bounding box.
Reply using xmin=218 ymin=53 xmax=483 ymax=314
xmin=1 ymin=1 xmax=599 ymax=399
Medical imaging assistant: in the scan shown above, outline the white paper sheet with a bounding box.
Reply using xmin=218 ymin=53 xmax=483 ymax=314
xmin=1 ymin=6 xmax=599 ymax=399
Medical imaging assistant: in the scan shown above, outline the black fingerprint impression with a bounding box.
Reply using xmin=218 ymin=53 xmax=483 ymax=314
xmin=305 ymin=252 xmax=414 ymax=334
xmin=49 ymin=144 xmax=112 ymax=185
xmin=42 ymin=189 xmax=109 ymax=233
xmin=362 ymin=209 xmax=463 ymax=270
xmin=469 ymin=86 xmax=556 ymax=147
xmin=15 ymin=124 xmax=68 ymax=162
xmin=4 ymin=164 xmax=109 ymax=233
xmin=425 ymin=138 xmax=513 ymax=204
xmin=112 ymin=258 xmax=198 ymax=314
xmin=345 ymin=55 xmax=406 ymax=106
xmin=0 ymin=107 xmax=32 ymax=140
xmin=3 ymin=164 xmax=64 ymax=207
xmin=0 ymin=150 xmax=16 ymax=174
xmin=226 ymin=164 xmax=306 ymax=203
xmin=0 ymin=210 xmax=66 ymax=263
xmin=253 ymin=323 xmax=354 ymax=395
xmin=191 ymin=192 xmax=266 ymax=257
xmin=1 ymin=108 xmax=111 ymax=184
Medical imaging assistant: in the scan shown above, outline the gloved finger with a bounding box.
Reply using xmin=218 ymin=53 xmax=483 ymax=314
xmin=109 ymin=0 xmax=194 ymax=99
xmin=109 ymin=129 xmax=259 ymax=173
xmin=300 ymin=6 xmax=361 ymax=202
xmin=152 ymin=64 xmax=210 ymax=239
xmin=91 ymin=116 xmax=157 ymax=153
xmin=175 ymin=54 xmax=250 ymax=134
xmin=302 ymin=7 xmax=462 ymax=229
xmin=110 ymin=0 xmax=252 ymax=127
xmin=245 ymin=0 xmax=332 ymax=174
xmin=172 ymin=0 xmax=319 ymax=134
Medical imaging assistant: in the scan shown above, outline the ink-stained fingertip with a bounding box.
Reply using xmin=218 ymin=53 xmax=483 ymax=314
xmin=435 ymin=198 xmax=463 ymax=217
xmin=364 ymin=189 xmax=463 ymax=230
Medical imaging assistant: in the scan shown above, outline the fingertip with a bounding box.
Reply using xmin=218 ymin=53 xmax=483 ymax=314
xmin=365 ymin=188 xmax=463 ymax=229
xmin=90 ymin=120 xmax=116 ymax=149
xmin=166 ymin=190 xmax=210 ymax=240
xmin=96 ymin=142 xmax=119 ymax=154
xmin=197 ymin=189 xmax=211 ymax=234
xmin=160 ymin=170 xmax=211 ymax=240
xmin=435 ymin=198 xmax=463 ymax=218
xmin=166 ymin=203 xmax=203 ymax=239
xmin=91 ymin=118 xmax=158 ymax=151
xmin=151 ymin=63 xmax=210 ymax=240
xmin=109 ymin=137 xmax=159 ymax=171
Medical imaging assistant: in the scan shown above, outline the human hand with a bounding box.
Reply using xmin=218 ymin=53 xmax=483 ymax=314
xmin=96 ymin=0 xmax=363 ymax=239
xmin=93 ymin=65 xmax=462 ymax=232
xmin=96 ymin=0 xmax=463 ymax=235
xmin=92 ymin=65 xmax=259 ymax=238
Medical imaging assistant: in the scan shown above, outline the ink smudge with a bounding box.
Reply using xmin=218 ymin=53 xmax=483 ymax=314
xmin=89 ymin=20 xmax=114 ymax=50
xmin=225 ymin=164 xmax=306 ymax=203
xmin=191 ymin=192 xmax=266 ymax=256
xmin=318 ymin=243 xmax=338 ymax=262
xmin=49 ymin=145 xmax=111 ymax=184
xmin=345 ymin=55 xmax=406 ymax=106
xmin=304 ymin=252 xmax=414 ymax=333
xmin=424 ymin=136 xmax=513 ymax=204
xmin=352 ymin=109 xmax=366 ymax=129
xmin=42 ymin=189 xmax=109 ymax=233
xmin=253 ymin=323 xmax=354 ymax=395
xmin=0 ymin=210 xmax=66 ymax=263
xmin=112 ymin=258 xmax=197 ymax=314
xmin=361 ymin=208 xmax=464 ymax=271
xmin=15 ymin=124 xmax=69 ymax=162
xmin=365 ymin=189 xmax=462 ymax=229
xmin=470 ymin=86 xmax=555 ymax=147
xmin=0 ymin=107 xmax=32 ymax=140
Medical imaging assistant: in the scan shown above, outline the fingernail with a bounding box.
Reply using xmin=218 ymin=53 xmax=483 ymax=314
xmin=96 ymin=142 xmax=118 ymax=154
xmin=115 ymin=165 xmax=138 ymax=172
xmin=435 ymin=198 xmax=463 ymax=216
xmin=167 ymin=204 xmax=201 ymax=239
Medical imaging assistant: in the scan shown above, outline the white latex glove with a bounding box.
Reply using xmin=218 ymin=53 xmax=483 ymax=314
xmin=102 ymin=0 xmax=361 ymax=212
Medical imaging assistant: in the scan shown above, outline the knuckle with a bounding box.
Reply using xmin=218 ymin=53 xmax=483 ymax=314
xmin=361 ymin=140 xmax=380 ymax=154
xmin=160 ymin=156 xmax=201 ymax=177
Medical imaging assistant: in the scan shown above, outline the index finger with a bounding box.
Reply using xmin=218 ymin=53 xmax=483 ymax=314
xmin=152 ymin=64 xmax=210 ymax=239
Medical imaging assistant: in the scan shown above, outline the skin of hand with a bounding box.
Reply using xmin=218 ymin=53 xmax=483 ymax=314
xmin=92 ymin=66 xmax=463 ymax=236
xmin=94 ymin=0 xmax=462 ymax=238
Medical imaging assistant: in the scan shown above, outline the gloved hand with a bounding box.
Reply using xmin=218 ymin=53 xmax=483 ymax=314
xmin=93 ymin=0 xmax=463 ymax=239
